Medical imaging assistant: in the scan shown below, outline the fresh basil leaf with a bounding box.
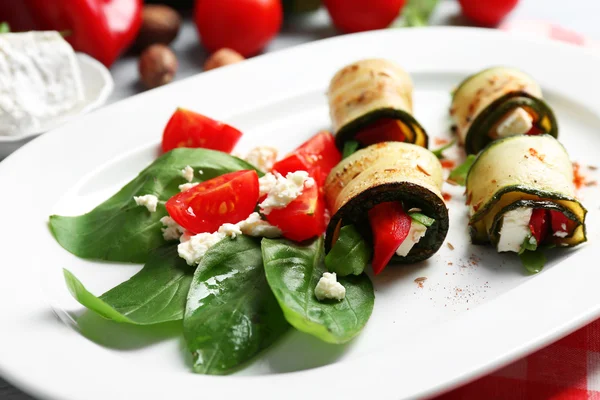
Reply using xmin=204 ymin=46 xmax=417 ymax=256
xmin=431 ymin=139 xmax=456 ymax=159
xmin=519 ymin=235 xmax=538 ymax=254
xmin=409 ymin=212 xmax=435 ymax=227
xmin=64 ymin=245 xmax=192 ymax=325
xmin=50 ymin=148 xmax=258 ymax=263
xmin=0 ymin=23 xmax=10 ymax=33
xmin=325 ymin=225 xmax=371 ymax=276
xmin=448 ymin=154 xmax=477 ymax=186
xmin=262 ymin=237 xmax=374 ymax=344
xmin=519 ymin=249 xmax=546 ymax=274
xmin=342 ymin=140 xmax=360 ymax=159
xmin=402 ymin=0 xmax=440 ymax=27
xmin=184 ymin=236 xmax=289 ymax=375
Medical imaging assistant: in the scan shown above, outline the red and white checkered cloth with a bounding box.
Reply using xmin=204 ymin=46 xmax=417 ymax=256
xmin=436 ymin=21 xmax=600 ymax=400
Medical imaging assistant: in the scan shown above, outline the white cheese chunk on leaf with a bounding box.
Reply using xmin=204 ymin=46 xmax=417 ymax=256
xmin=314 ymin=272 xmax=346 ymax=301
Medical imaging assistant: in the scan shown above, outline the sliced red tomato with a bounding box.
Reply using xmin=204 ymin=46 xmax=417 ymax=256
xmin=162 ymin=108 xmax=243 ymax=153
xmin=166 ymin=170 xmax=259 ymax=234
xmin=354 ymin=118 xmax=406 ymax=146
xmin=266 ymin=183 xmax=326 ymax=242
xmin=529 ymin=208 xmax=549 ymax=244
xmin=368 ymin=202 xmax=411 ymax=275
xmin=549 ymin=210 xmax=575 ymax=237
xmin=272 ymin=131 xmax=341 ymax=186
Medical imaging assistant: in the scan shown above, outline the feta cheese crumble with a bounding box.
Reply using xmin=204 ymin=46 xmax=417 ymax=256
xmin=179 ymin=182 xmax=199 ymax=192
xmin=245 ymin=146 xmax=278 ymax=172
xmin=395 ymin=221 xmax=428 ymax=257
xmin=160 ymin=216 xmax=186 ymax=241
xmin=497 ymin=207 xmax=533 ymax=253
xmin=258 ymin=171 xmax=315 ymax=214
xmin=133 ymin=194 xmax=159 ymax=213
xmin=218 ymin=223 xmax=242 ymax=238
xmin=314 ymin=272 xmax=346 ymax=301
xmin=178 ymin=232 xmax=227 ymax=266
xmin=495 ymin=108 xmax=533 ymax=138
xmin=181 ymin=165 xmax=194 ymax=182
xmin=237 ymin=212 xmax=282 ymax=238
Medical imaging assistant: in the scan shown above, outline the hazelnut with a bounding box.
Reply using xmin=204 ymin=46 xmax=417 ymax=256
xmin=138 ymin=44 xmax=178 ymax=89
xmin=204 ymin=48 xmax=245 ymax=71
xmin=135 ymin=5 xmax=181 ymax=50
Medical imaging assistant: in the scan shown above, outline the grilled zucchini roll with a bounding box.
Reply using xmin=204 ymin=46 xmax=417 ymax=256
xmin=451 ymin=67 xmax=558 ymax=154
xmin=467 ymin=135 xmax=586 ymax=272
xmin=324 ymin=142 xmax=448 ymax=274
xmin=328 ymin=59 xmax=428 ymax=152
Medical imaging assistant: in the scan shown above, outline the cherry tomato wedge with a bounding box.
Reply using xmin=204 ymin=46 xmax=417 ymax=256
xmin=368 ymin=202 xmax=411 ymax=275
xmin=162 ymin=108 xmax=242 ymax=153
xmin=266 ymin=183 xmax=326 ymax=242
xmin=324 ymin=0 xmax=405 ymax=33
xmin=529 ymin=208 xmax=549 ymax=244
xmin=354 ymin=118 xmax=406 ymax=146
xmin=458 ymin=0 xmax=518 ymax=26
xmin=272 ymin=131 xmax=341 ymax=186
xmin=549 ymin=210 xmax=575 ymax=237
xmin=166 ymin=170 xmax=259 ymax=234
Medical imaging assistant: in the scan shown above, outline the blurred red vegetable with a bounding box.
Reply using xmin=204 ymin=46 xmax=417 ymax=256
xmin=324 ymin=0 xmax=405 ymax=33
xmin=0 ymin=0 xmax=142 ymax=67
xmin=194 ymin=0 xmax=283 ymax=57
xmin=458 ymin=0 xmax=519 ymax=26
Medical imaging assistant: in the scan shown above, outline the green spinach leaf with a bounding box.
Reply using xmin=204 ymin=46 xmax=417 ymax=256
xmin=448 ymin=154 xmax=477 ymax=186
xmin=0 ymin=23 xmax=10 ymax=33
xmin=409 ymin=212 xmax=435 ymax=227
xmin=519 ymin=248 xmax=546 ymax=274
xmin=184 ymin=236 xmax=289 ymax=375
xmin=64 ymin=245 xmax=193 ymax=325
xmin=402 ymin=0 xmax=440 ymax=27
xmin=262 ymin=237 xmax=374 ymax=344
xmin=431 ymin=139 xmax=456 ymax=159
xmin=342 ymin=140 xmax=360 ymax=159
xmin=50 ymin=148 xmax=258 ymax=263
xmin=325 ymin=225 xmax=371 ymax=276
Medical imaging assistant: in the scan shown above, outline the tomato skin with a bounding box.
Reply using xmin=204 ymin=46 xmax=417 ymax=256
xmin=193 ymin=0 xmax=283 ymax=57
xmin=458 ymin=0 xmax=519 ymax=26
xmin=166 ymin=170 xmax=259 ymax=234
xmin=529 ymin=208 xmax=549 ymax=244
xmin=354 ymin=118 xmax=406 ymax=146
xmin=162 ymin=108 xmax=242 ymax=153
xmin=266 ymin=183 xmax=326 ymax=242
xmin=272 ymin=131 xmax=341 ymax=186
xmin=368 ymin=202 xmax=411 ymax=275
xmin=324 ymin=0 xmax=405 ymax=33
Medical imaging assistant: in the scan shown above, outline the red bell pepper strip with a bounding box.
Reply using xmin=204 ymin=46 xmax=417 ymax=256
xmin=0 ymin=0 xmax=142 ymax=67
xmin=354 ymin=118 xmax=406 ymax=146
xmin=368 ymin=202 xmax=411 ymax=275
xmin=161 ymin=108 xmax=243 ymax=153
xmin=549 ymin=210 xmax=573 ymax=237
xmin=528 ymin=208 xmax=549 ymax=244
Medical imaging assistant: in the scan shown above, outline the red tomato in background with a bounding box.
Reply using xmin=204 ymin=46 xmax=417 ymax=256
xmin=162 ymin=108 xmax=242 ymax=153
xmin=166 ymin=170 xmax=259 ymax=234
xmin=266 ymin=183 xmax=327 ymax=242
xmin=272 ymin=131 xmax=341 ymax=186
xmin=324 ymin=0 xmax=405 ymax=33
xmin=458 ymin=0 xmax=519 ymax=26
xmin=194 ymin=0 xmax=283 ymax=57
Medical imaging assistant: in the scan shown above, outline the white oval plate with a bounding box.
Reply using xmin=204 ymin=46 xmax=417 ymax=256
xmin=0 ymin=52 xmax=114 ymax=159
xmin=0 ymin=28 xmax=599 ymax=400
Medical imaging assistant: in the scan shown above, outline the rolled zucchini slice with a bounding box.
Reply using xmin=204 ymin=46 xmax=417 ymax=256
xmin=324 ymin=142 xmax=449 ymax=264
xmin=466 ymin=134 xmax=586 ymax=248
xmin=328 ymin=59 xmax=428 ymax=150
xmin=451 ymin=67 xmax=558 ymax=154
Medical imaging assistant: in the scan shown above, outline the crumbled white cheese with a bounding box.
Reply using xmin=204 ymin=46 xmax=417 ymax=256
xmin=178 ymin=232 xmax=226 ymax=266
xmin=259 ymin=171 xmax=315 ymax=215
xmin=0 ymin=31 xmax=84 ymax=136
xmin=245 ymin=146 xmax=278 ymax=172
xmin=553 ymin=222 xmax=569 ymax=238
xmin=133 ymin=194 xmax=159 ymax=213
xmin=496 ymin=108 xmax=533 ymax=138
xmin=218 ymin=223 xmax=242 ymax=238
xmin=179 ymin=182 xmax=199 ymax=192
xmin=314 ymin=272 xmax=346 ymax=301
xmin=237 ymin=212 xmax=282 ymax=238
xmin=497 ymin=207 xmax=533 ymax=253
xmin=187 ymin=207 xmax=196 ymax=217
xmin=181 ymin=165 xmax=194 ymax=182
xmin=258 ymin=172 xmax=278 ymax=197
xmin=160 ymin=216 xmax=186 ymax=241
xmin=395 ymin=221 xmax=428 ymax=257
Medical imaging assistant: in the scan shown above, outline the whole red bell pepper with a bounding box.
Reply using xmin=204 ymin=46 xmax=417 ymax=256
xmin=0 ymin=0 xmax=142 ymax=67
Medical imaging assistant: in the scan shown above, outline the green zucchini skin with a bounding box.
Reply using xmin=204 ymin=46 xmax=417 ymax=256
xmin=464 ymin=92 xmax=558 ymax=154
xmin=334 ymin=108 xmax=429 ymax=150
xmin=324 ymin=182 xmax=449 ymax=264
